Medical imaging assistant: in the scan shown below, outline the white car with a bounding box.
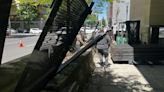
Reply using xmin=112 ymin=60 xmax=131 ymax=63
xmin=6 ymin=28 xmax=17 ymax=35
xmin=30 ymin=28 xmax=42 ymax=34
xmin=80 ymin=27 xmax=94 ymax=34
xmin=85 ymin=28 xmax=94 ymax=34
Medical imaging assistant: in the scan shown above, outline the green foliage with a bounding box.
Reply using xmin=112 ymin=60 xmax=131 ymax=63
xmin=85 ymin=14 xmax=97 ymax=27
xmin=102 ymin=18 xmax=106 ymax=27
xmin=101 ymin=0 xmax=113 ymax=2
xmin=85 ymin=0 xmax=92 ymax=4
xmin=107 ymin=0 xmax=113 ymax=2
xmin=15 ymin=0 xmax=53 ymax=20
xmin=17 ymin=3 xmax=37 ymax=20
xmin=18 ymin=0 xmax=52 ymax=5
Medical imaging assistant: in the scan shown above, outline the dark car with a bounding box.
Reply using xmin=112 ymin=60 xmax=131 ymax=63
xmin=17 ymin=28 xmax=29 ymax=33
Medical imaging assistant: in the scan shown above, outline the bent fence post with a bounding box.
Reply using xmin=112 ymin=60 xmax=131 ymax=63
xmin=0 ymin=0 xmax=12 ymax=64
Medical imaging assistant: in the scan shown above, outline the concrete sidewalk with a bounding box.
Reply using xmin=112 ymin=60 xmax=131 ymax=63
xmin=6 ymin=33 xmax=38 ymax=38
xmin=83 ymin=52 xmax=164 ymax=92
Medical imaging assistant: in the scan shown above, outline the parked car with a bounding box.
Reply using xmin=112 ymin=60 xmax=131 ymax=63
xmin=6 ymin=28 xmax=17 ymax=35
xmin=17 ymin=28 xmax=24 ymax=33
xmin=30 ymin=28 xmax=42 ymax=34
xmin=80 ymin=27 xmax=94 ymax=33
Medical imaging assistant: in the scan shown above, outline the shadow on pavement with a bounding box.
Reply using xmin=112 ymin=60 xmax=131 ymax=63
xmin=136 ymin=65 xmax=164 ymax=92
xmin=83 ymin=65 xmax=156 ymax=92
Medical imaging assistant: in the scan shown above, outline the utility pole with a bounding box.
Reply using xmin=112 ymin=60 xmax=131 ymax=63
xmin=8 ymin=17 xmax=11 ymax=35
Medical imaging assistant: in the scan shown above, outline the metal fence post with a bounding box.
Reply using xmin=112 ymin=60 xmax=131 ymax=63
xmin=0 ymin=0 xmax=12 ymax=64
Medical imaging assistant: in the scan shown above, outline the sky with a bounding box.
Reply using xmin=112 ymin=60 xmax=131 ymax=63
xmin=98 ymin=7 xmax=108 ymax=20
xmin=93 ymin=0 xmax=109 ymax=20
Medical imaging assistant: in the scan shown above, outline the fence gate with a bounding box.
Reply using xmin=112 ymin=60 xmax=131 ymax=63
xmin=14 ymin=0 xmax=94 ymax=92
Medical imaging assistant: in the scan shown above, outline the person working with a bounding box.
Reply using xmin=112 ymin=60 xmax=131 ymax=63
xmin=95 ymin=28 xmax=111 ymax=66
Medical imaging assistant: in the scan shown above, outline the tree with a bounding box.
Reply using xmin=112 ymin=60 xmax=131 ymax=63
xmin=14 ymin=0 xmax=53 ymax=30
xmin=17 ymin=3 xmax=37 ymax=21
xmin=85 ymin=0 xmax=92 ymax=4
xmin=102 ymin=17 xmax=106 ymax=27
xmin=91 ymin=0 xmax=112 ymax=17
xmin=92 ymin=0 xmax=113 ymax=14
xmin=92 ymin=0 xmax=114 ymax=27
xmin=16 ymin=0 xmax=53 ymax=20
xmin=85 ymin=14 xmax=97 ymax=27
xmin=17 ymin=0 xmax=52 ymax=5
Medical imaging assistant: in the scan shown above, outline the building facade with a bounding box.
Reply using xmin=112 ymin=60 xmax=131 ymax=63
xmin=130 ymin=0 xmax=164 ymax=44
xmin=109 ymin=0 xmax=164 ymax=44
xmin=112 ymin=0 xmax=130 ymax=25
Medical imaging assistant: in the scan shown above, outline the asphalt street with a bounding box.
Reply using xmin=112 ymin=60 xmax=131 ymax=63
xmin=2 ymin=36 xmax=39 ymax=64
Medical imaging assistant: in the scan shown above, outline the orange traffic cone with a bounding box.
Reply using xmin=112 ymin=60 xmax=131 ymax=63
xmin=19 ymin=39 xmax=24 ymax=48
